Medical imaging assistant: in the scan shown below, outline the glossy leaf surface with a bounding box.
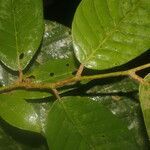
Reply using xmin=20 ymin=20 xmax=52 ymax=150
xmin=0 ymin=91 xmax=41 ymax=133
xmin=0 ymin=64 xmax=53 ymax=133
xmin=0 ymin=0 xmax=44 ymax=70
xmin=0 ymin=20 xmax=78 ymax=134
xmin=72 ymin=0 xmax=150 ymax=70
xmin=45 ymin=96 xmax=139 ymax=150
xmin=28 ymin=21 xmax=78 ymax=83
xmin=139 ymin=74 xmax=150 ymax=139
xmin=31 ymin=99 xmax=54 ymax=133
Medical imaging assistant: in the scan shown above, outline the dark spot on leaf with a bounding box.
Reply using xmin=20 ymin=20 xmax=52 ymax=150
xmin=50 ymin=73 xmax=54 ymax=77
xmin=102 ymin=135 xmax=105 ymax=138
xmin=19 ymin=53 xmax=24 ymax=59
xmin=72 ymin=71 xmax=76 ymax=75
xmin=66 ymin=63 xmax=70 ymax=67
xmin=28 ymin=75 xmax=36 ymax=79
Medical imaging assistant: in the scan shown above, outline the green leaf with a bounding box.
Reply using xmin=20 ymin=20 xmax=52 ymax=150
xmin=0 ymin=0 xmax=44 ymax=70
xmin=45 ymin=96 xmax=139 ymax=150
xmin=31 ymin=99 xmax=54 ymax=133
xmin=0 ymin=20 xmax=78 ymax=134
xmin=0 ymin=20 xmax=78 ymax=97
xmin=139 ymin=74 xmax=150 ymax=139
xmin=0 ymin=119 xmax=48 ymax=150
xmin=0 ymin=90 xmax=42 ymax=133
xmin=0 ymin=126 xmax=19 ymax=150
xmin=72 ymin=0 xmax=150 ymax=70
xmin=85 ymin=77 xmax=149 ymax=149
xmin=28 ymin=21 xmax=78 ymax=83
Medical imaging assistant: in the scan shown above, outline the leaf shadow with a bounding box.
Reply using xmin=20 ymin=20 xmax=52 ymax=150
xmin=0 ymin=117 xmax=48 ymax=149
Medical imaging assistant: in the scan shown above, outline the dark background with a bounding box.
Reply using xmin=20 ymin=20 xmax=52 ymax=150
xmin=43 ymin=0 xmax=81 ymax=27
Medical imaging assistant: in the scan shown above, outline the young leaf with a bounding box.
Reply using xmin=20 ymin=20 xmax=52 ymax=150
xmin=139 ymin=74 xmax=150 ymax=139
xmin=72 ymin=0 xmax=150 ymax=70
xmin=28 ymin=21 xmax=78 ymax=83
xmin=45 ymin=97 xmax=139 ymax=150
xmin=0 ymin=0 xmax=44 ymax=71
xmin=0 ymin=91 xmax=42 ymax=133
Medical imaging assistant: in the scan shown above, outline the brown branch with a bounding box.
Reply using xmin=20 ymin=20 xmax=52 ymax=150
xmin=0 ymin=63 xmax=149 ymax=94
xmin=76 ymin=64 xmax=84 ymax=77
xmin=52 ymin=89 xmax=61 ymax=100
xmin=18 ymin=69 xmax=23 ymax=82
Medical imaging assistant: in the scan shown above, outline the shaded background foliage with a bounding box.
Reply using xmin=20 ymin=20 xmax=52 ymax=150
xmin=0 ymin=0 xmax=149 ymax=150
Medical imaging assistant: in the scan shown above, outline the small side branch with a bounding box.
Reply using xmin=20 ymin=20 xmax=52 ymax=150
xmin=76 ymin=64 xmax=84 ymax=78
xmin=129 ymin=72 xmax=148 ymax=85
xmin=129 ymin=72 xmax=144 ymax=83
xmin=131 ymin=63 xmax=150 ymax=73
xmin=52 ymin=89 xmax=61 ymax=100
xmin=0 ymin=63 xmax=149 ymax=94
xmin=128 ymin=63 xmax=150 ymax=84
xmin=18 ymin=67 xmax=23 ymax=82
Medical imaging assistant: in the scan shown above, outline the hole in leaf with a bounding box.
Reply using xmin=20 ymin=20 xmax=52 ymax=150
xmin=72 ymin=71 xmax=76 ymax=75
xmin=28 ymin=75 xmax=36 ymax=79
xmin=49 ymin=73 xmax=54 ymax=77
xmin=19 ymin=53 xmax=24 ymax=59
xmin=66 ymin=63 xmax=70 ymax=67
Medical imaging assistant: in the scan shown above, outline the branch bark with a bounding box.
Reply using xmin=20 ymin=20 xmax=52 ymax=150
xmin=0 ymin=63 xmax=149 ymax=94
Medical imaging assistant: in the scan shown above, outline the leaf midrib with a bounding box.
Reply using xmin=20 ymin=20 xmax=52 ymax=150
xmin=58 ymin=100 xmax=95 ymax=150
xmin=84 ymin=0 xmax=141 ymax=64
xmin=11 ymin=0 xmax=20 ymax=70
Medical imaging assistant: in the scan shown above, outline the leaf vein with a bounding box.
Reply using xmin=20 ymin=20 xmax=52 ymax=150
xmin=84 ymin=0 xmax=141 ymax=64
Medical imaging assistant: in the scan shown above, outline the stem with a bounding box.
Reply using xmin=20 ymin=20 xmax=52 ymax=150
xmin=18 ymin=69 xmax=23 ymax=82
xmin=0 ymin=82 xmax=54 ymax=94
xmin=76 ymin=64 xmax=84 ymax=77
xmin=52 ymin=89 xmax=61 ymax=100
xmin=0 ymin=63 xmax=149 ymax=94
xmin=129 ymin=72 xmax=146 ymax=84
